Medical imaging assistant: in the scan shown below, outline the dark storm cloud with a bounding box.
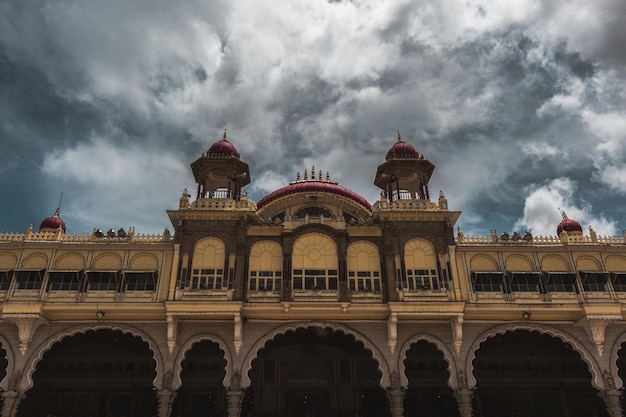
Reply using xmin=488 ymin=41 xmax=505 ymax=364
xmin=1 ymin=0 xmax=625 ymax=236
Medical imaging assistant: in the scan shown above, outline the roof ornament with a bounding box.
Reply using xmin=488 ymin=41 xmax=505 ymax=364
xmin=303 ymin=169 xmax=308 ymax=181
xmin=296 ymin=172 xmax=301 ymax=182
xmin=397 ymin=130 xmax=402 ymax=143
xmin=326 ymin=172 xmax=330 ymax=182
xmin=222 ymin=128 xmax=228 ymax=141
xmin=558 ymin=208 xmax=569 ymax=220
xmin=311 ymin=166 xmax=316 ymax=180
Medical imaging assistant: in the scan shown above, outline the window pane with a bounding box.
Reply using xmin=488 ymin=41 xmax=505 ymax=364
xmin=15 ymin=270 xmax=44 ymax=290
xmin=125 ymin=271 xmax=157 ymax=291
xmin=49 ymin=271 xmax=81 ymax=291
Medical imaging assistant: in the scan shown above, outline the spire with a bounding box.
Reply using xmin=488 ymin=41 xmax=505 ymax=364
xmin=222 ymin=128 xmax=228 ymax=141
xmin=397 ymin=130 xmax=402 ymax=143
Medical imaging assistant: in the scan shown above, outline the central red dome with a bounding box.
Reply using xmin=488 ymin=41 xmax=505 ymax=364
xmin=257 ymin=181 xmax=371 ymax=210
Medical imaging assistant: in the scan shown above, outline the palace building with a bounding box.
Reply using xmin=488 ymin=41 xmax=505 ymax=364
xmin=1 ymin=132 xmax=626 ymax=417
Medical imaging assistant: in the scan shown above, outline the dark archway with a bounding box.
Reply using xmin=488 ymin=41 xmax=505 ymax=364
xmin=18 ymin=329 xmax=157 ymax=417
xmin=403 ymin=340 xmax=457 ymax=417
xmin=615 ymin=342 xmax=626 ymax=416
xmin=0 ymin=342 xmax=7 ymax=411
xmin=171 ymin=340 xmax=227 ymax=417
xmin=244 ymin=327 xmax=388 ymax=417
xmin=473 ymin=330 xmax=607 ymax=417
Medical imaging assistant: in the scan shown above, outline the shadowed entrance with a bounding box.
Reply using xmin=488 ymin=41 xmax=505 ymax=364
xmin=171 ymin=340 xmax=227 ymax=417
xmin=403 ymin=340 xmax=457 ymax=417
xmin=473 ymin=330 xmax=607 ymax=417
xmin=244 ymin=327 xmax=388 ymax=417
xmin=18 ymin=329 xmax=157 ymax=417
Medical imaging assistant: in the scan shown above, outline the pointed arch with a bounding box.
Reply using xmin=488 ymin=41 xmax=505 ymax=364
xmin=398 ymin=334 xmax=458 ymax=389
xmin=0 ymin=252 xmax=18 ymax=269
xmin=464 ymin=323 xmax=603 ymax=390
xmin=129 ymin=253 xmax=159 ymax=270
xmin=0 ymin=333 xmax=16 ymax=391
xmin=22 ymin=323 xmax=165 ymax=391
xmin=239 ymin=321 xmax=390 ymax=388
xmin=192 ymin=237 xmax=226 ymax=269
xmin=540 ymin=254 xmax=570 ymax=272
xmin=172 ymin=333 xmax=233 ymax=390
xmin=54 ymin=253 xmax=86 ymax=270
xmin=607 ymin=330 xmax=626 ymax=390
xmin=470 ymin=255 xmax=499 ymax=272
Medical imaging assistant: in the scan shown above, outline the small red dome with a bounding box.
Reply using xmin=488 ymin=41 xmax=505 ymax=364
xmin=208 ymin=139 xmax=239 ymax=158
xmin=557 ymin=217 xmax=582 ymax=236
xmin=207 ymin=131 xmax=239 ymax=158
xmin=386 ymin=135 xmax=418 ymax=160
xmin=39 ymin=209 xmax=66 ymax=232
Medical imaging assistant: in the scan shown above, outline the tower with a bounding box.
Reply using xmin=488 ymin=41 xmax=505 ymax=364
xmin=190 ymin=130 xmax=250 ymax=201
xmin=374 ymin=132 xmax=435 ymax=201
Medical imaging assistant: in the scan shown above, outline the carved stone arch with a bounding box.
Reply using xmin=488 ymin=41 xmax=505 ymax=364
xmin=91 ymin=252 xmax=123 ymax=270
xmin=0 ymin=252 xmax=18 ymax=269
xmin=505 ymin=254 xmax=534 ymax=271
xmin=292 ymin=232 xmax=339 ymax=270
xmin=404 ymin=238 xmax=437 ymax=269
xmin=576 ymin=256 xmax=602 ymax=271
xmin=0 ymin=333 xmax=17 ymax=391
xmin=22 ymin=323 xmax=165 ymax=391
xmin=192 ymin=237 xmax=226 ymax=268
xmin=21 ymin=253 xmax=48 ymax=269
xmin=605 ymin=255 xmax=626 ymax=272
xmin=470 ymin=255 xmax=499 ymax=272
xmin=398 ymin=334 xmax=458 ymax=389
xmin=54 ymin=252 xmax=86 ymax=270
xmin=172 ymin=333 xmax=233 ymax=390
xmin=464 ymin=323 xmax=603 ymax=390
xmin=540 ymin=254 xmax=571 ymax=272
xmin=129 ymin=252 xmax=159 ymax=270
xmin=291 ymin=224 xmax=341 ymax=242
xmin=249 ymin=240 xmax=283 ymax=271
xmin=239 ymin=321 xmax=390 ymax=389
xmin=347 ymin=240 xmax=381 ymax=272
xmin=607 ymin=330 xmax=626 ymax=390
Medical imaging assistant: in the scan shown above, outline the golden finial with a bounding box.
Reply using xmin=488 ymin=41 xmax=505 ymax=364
xmin=397 ymin=130 xmax=402 ymax=143
xmin=303 ymin=169 xmax=308 ymax=181
xmin=223 ymin=129 xmax=228 ymax=141
xmin=558 ymin=208 xmax=569 ymax=220
xmin=296 ymin=172 xmax=301 ymax=182
xmin=318 ymin=170 xmax=322 ymax=181
xmin=326 ymin=172 xmax=330 ymax=182
xmin=311 ymin=166 xmax=315 ymax=180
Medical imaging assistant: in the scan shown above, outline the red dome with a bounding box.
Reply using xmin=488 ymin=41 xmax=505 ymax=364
xmin=39 ymin=210 xmax=66 ymax=232
xmin=386 ymin=141 xmax=418 ymax=160
xmin=557 ymin=219 xmax=582 ymax=236
xmin=208 ymin=138 xmax=239 ymax=158
xmin=257 ymin=181 xmax=371 ymax=210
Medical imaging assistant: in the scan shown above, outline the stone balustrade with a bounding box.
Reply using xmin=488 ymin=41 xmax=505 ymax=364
xmin=457 ymin=233 xmax=625 ymax=245
xmin=0 ymin=231 xmax=172 ymax=243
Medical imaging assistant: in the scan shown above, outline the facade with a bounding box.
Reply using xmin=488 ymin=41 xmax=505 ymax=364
xmin=0 ymin=133 xmax=626 ymax=417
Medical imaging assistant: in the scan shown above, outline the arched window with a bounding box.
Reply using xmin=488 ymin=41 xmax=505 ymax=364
xmin=189 ymin=238 xmax=226 ymax=290
xmin=403 ymin=239 xmax=439 ymax=291
xmin=248 ymin=241 xmax=283 ymax=292
xmin=292 ymin=233 xmax=338 ymax=291
xmin=347 ymin=241 xmax=381 ymax=293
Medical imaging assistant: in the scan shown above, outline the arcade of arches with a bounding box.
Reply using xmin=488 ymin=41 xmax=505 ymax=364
xmin=1 ymin=327 xmax=626 ymax=416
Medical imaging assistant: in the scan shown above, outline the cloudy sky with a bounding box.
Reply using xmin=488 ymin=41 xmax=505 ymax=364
xmin=1 ymin=0 xmax=625 ymax=237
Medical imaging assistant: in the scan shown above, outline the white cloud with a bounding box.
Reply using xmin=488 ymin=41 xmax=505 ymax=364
xmin=42 ymin=137 xmax=190 ymax=232
xmin=514 ymin=178 xmax=616 ymax=236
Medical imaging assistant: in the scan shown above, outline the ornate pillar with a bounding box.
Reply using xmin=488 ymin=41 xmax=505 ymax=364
xmin=599 ymin=389 xmax=622 ymax=417
xmin=386 ymin=387 xmax=405 ymax=417
xmin=226 ymin=388 xmax=244 ymax=417
xmin=1 ymin=391 xmax=25 ymax=417
xmin=157 ymin=389 xmax=177 ymax=417
xmin=454 ymin=389 xmax=474 ymax=417
xmin=386 ymin=371 xmax=405 ymax=417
